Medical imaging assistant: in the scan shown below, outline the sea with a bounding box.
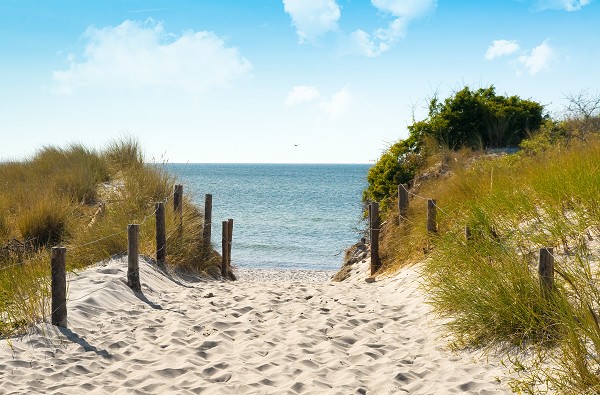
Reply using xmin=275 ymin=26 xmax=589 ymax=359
xmin=163 ymin=164 xmax=371 ymax=271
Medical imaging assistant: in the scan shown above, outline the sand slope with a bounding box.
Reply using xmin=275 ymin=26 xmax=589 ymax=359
xmin=0 ymin=257 xmax=512 ymax=394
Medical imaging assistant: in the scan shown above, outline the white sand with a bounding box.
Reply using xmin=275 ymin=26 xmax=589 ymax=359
xmin=0 ymin=256 xmax=513 ymax=394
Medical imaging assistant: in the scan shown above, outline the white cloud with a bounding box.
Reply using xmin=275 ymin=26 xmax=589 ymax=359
xmin=283 ymin=0 xmax=341 ymax=43
xmin=533 ymin=0 xmax=592 ymax=11
xmin=285 ymin=86 xmax=320 ymax=106
xmin=485 ymin=40 xmax=520 ymax=60
xmin=52 ymin=19 xmax=251 ymax=94
xmin=350 ymin=0 xmax=437 ymax=57
xmin=518 ymin=40 xmax=554 ymax=75
xmin=319 ymin=87 xmax=353 ymax=120
xmin=350 ymin=29 xmax=385 ymax=58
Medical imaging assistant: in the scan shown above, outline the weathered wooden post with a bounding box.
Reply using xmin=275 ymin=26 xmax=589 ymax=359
xmin=174 ymin=184 xmax=183 ymax=233
xmin=398 ymin=183 xmax=409 ymax=220
xmin=465 ymin=225 xmax=472 ymax=241
xmin=227 ymin=218 xmax=233 ymax=271
xmin=173 ymin=185 xmax=183 ymax=214
xmin=427 ymin=199 xmax=437 ymax=233
xmin=127 ymin=224 xmax=141 ymax=292
xmin=221 ymin=220 xmax=229 ymax=277
xmin=539 ymin=247 xmax=555 ymax=299
xmin=203 ymin=194 xmax=212 ymax=249
xmin=370 ymin=201 xmax=381 ymax=275
xmin=51 ymin=247 xmax=67 ymax=327
xmin=155 ymin=202 xmax=166 ymax=267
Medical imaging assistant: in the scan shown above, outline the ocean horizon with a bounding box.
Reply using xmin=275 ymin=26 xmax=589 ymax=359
xmin=163 ymin=163 xmax=371 ymax=271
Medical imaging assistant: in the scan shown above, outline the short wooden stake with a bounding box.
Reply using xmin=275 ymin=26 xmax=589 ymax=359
xmin=427 ymin=199 xmax=437 ymax=233
xmin=369 ymin=201 xmax=381 ymax=275
xmin=127 ymin=224 xmax=141 ymax=292
xmin=227 ymin=218 xmax=233 ymax=271
xmin=398 ymin=183 xmax=409 ymax=220
xmin=539 ymin=247 xmax=555 ymax=298
xmin=203 ymin=194 xmax=212 ymax=249
xmin=221 ymin=220 xmax=229 ymax=277
xmin=155 ymin=202 xmax=167 ymax=267
xmin=51 ymin=247 xmax=67 ymax=328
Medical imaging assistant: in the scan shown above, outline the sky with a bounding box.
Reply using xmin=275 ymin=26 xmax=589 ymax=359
xmin=0 ymin=0 xmax=598 ymax=164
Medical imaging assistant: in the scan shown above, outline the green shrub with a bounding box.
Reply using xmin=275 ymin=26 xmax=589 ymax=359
xmin=410 ymin=86 xmax=544 ymax=149
xmin=519 ymin=119 xmax=570 ymax=155
xmin=363 ymin=136 xmax=422 ymax=207
xmin=365 ymin=86 xmax=544 ymax=207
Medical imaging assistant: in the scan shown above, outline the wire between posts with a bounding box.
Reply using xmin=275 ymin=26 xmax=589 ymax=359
xmin=0 ymin=193 xmax=170 ymax=274
xmin=68 ymin=229 xmax=128 ymax=251
xmin=400 ymin=184 xmax=452 ymax=217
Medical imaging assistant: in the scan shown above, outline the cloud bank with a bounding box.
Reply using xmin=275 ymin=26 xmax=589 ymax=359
xmin=282 ymin=0 xmax=437 ymax=57
xmin=485 ymin=38 xmax=554 ymax=76
xmin=533 ymin=0 xmax=592 ymax=11
xmin=285 ymin=85 xmax=321 ymax=106
xmin=285 ymin=85 xmax=353 ymax=120
xmin=52 ymin=19 xmax=251 ymax=94
xmin=283 ymin=0 xmax=341 ymax=43
xmin=484 ymin=40 xmax=520 ymax=60
xmin=518 ymin=40 xmax=554 ymax=75
xmin=319 ymin=87 xmax=353 ymax=120
xmin=351 ymin=0 xmax=437 ymax=57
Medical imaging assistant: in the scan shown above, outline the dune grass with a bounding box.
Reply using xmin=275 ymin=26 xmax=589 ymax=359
xmin=0 ymin=139 xmax=216 ymax=337
xmin=377 ymin=133 xmax=600 ymax=393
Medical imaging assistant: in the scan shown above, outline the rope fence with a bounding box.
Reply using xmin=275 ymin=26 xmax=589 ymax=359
xmin=367 ymin=182 xmax=579 ymax=299
xmin=1 ymin=187 xmax=234 ymax=330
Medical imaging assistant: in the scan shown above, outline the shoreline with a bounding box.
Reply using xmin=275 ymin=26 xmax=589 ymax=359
xmin=234 ymin=268 xmax=336 ymax=283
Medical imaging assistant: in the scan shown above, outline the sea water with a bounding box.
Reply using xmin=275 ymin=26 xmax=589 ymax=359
xmin=164 ymin=164 xmax=370 ymax=271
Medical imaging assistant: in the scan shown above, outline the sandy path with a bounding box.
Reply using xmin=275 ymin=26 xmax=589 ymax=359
xmin=0 ymin=257 xmax=512 ymax=394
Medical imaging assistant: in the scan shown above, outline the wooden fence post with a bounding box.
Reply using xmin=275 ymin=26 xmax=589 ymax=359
xmin=465 ymin=225 xmax=472 ymax=241
xmin=539 ymin=247 xmax=554 ymax=298
xmin=127 ymin=224 xmax=141 ymax=292
xmin=51 ymin=247 xmax=67 ymax=327
xmin=203 ymin=194 xmax=212 ymax=249
xmin=427 ymin=199 xmax=437 ymax=233
xmin=370 ymin=201 xmax=381 ymax=275
xmin=174 ymin=185 xmax=183 ymax=233
xmin=221 ymin=220 xmax=229 ymax=277
xmin=398 ymin=183 xmax=409 ymax=220
xmin=155 ymin=202 xmax=166 ymax=267
xmin=173 ymin=185 xmax=183 ymax=214
xmin=227 ymin=218 xmax=233 ymax=272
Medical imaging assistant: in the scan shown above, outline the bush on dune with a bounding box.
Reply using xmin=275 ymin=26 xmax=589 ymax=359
xmin=364 ymin=86 xmax=545 ymax=207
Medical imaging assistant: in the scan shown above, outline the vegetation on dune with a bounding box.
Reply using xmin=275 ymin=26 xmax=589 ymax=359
xmin=0 ymin=138 xmax=217 ymax=337
xmin=369 ymin=86 xmax=600 ymax=393
xmin=363 ymin=85 xmax=545 ymax=208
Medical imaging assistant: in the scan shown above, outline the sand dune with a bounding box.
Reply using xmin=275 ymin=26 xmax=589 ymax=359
xmin=0 ymin=256 xmax=512 ymax=394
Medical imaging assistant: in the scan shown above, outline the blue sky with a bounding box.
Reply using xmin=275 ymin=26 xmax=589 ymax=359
xmin=1 ymin=0 xmax=598 ymax=163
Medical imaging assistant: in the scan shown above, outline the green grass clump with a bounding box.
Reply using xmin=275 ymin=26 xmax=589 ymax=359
xmin=377 ymin=135 xmax=600 ymax=392
xmin=0 ymin=138 xmax=216 ymax=337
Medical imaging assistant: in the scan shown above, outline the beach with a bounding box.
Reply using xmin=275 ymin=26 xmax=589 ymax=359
xmin=0 ymin=256 xmax=512 ymax=394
